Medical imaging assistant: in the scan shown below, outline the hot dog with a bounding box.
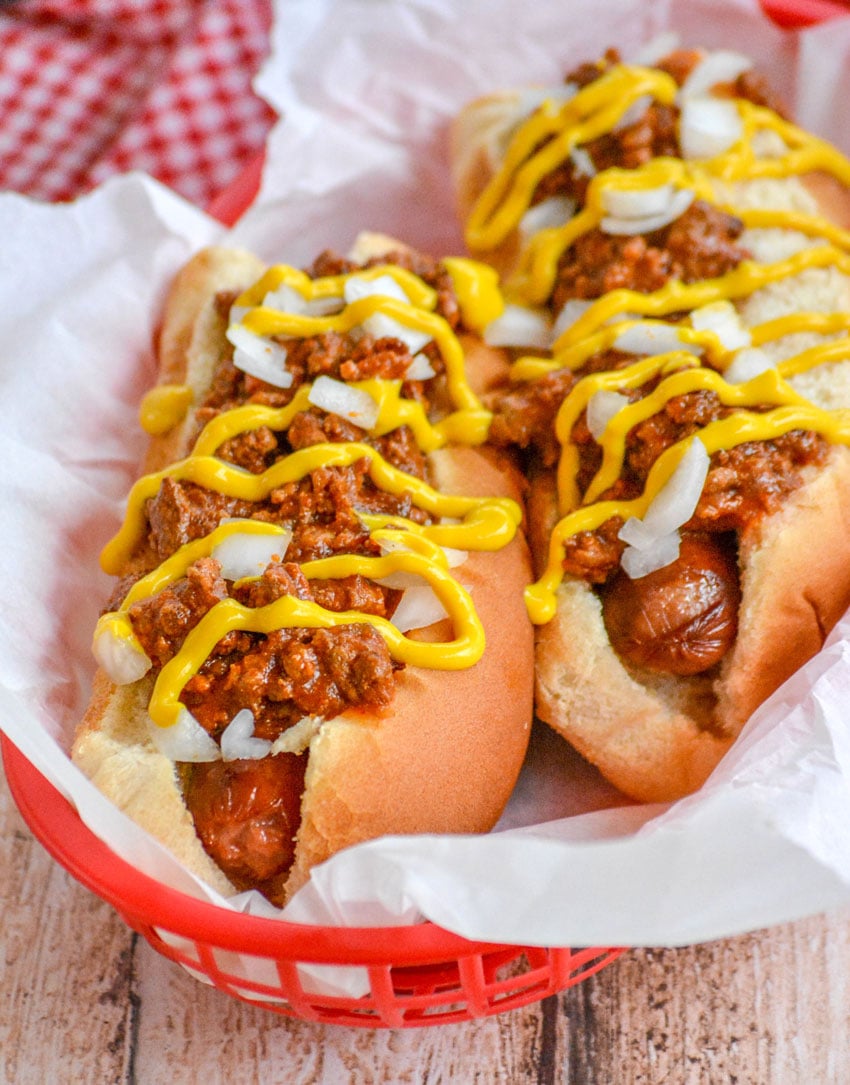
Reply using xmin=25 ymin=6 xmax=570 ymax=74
xmin=72 ymin=235 xmax=534 ymax=904
xmin=450 ymin=44 xmax=850 ymax=802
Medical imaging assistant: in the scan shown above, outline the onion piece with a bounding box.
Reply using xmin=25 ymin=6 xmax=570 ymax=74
xmin=405 ymin=352 xmax=436 ymax=380
xmin=484 ymin=303 xmax=552 ymax=348
xmin=601 ymin=183 xmax=674 ymax=220
xmin=519 ymin=196 xmax=576 ymax=240
xmin=613 ymin=94 xmax=651 ymax=132
xmin=679 ymin=97 xmax=743 ymax=160
xmin=689 ymin=300 xmax=751 ymax=352
xmin=586 ymin=390 xmax=630 ymax=441
xmin=390 ymin=586 xmax=450 ymax=632
xmin=621 ymin=531 xmax=682 ymax=579
xmin=226 ymin=324 xmax=293 ymax=389
xmin=617 ymin=437 xmax=710 ymax=579
xmin=344 ymin=273 xmax=409 ymax=306
xmin=552 ymin=298 xmax=593 ymax=340
xmin=263 ymin=284 xmax=343 ymax=317
xmin=613 ymin=321 xmax=703 ymax=356
xmin=93 ymin=625 xmax=152 ymax=685
xmin=309 ymin=374 xmax=380 ymax=430
xmin=220 ymin=709 xmax=273 ymax=761
xmin=211 ymin=527 xmax=292 ymax=580
xmin=629 ymin=436 xmax=710 ymax=542
xmin=148 ymin=709 xmax=221 ymax=763
xmin=359 ymin=310 xmax=432 ymax=355
xmin=271 ymin=715 xmax=322 ymax=756
xmin=723 ymin=346 xmax=775 ymax=384
xmin=678 ymin=49 xmax=753 ymax=100
xmin=570 ymin=146 xmax=597 ymax=179
xmin=601 ymin=188 xmax=694 ymax=236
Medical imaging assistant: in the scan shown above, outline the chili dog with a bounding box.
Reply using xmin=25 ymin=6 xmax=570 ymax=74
xmin=450 ymin=44 xmax=850 ymax=802
xmin=72 ymin=235 xmax=534 ymax=905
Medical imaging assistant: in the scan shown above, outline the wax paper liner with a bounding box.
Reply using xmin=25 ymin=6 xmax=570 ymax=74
xmin=4 ymin=0 xmax=850 ymax=982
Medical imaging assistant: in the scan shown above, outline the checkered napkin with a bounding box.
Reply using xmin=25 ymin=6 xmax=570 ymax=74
xmin=0 ymin=0 xmax=276 ymax=206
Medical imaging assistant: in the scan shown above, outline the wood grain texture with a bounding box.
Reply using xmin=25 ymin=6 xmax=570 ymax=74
xmin=4 ymin=759 xmax=850 ymax=1085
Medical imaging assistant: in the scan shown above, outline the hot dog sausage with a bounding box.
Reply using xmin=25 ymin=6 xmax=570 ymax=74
xmin=600 ymin=533 xmax=740 ymax=676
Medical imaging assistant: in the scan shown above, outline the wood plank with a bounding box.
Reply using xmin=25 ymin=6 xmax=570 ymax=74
xmin=0 ymin=765 xmax=137 ymax=1085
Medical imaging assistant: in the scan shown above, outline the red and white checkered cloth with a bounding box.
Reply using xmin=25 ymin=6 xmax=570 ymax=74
xmin=0 ymin=0 xmax=276 ymax=206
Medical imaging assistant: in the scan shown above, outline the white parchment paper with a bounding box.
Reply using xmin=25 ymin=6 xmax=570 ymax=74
xmin=4 ymin=0 xmax=850 ymax=956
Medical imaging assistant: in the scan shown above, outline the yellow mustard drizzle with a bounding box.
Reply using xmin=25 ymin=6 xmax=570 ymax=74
xmin=139 ymin=383 xmax=194 ymax=436
xmin=512 ymin=312 xmax=850 ymax=383
xmin=235 ymin=263 xmax=438 ymax=311
xmin=553 ymin=246 xmax=850 ymax=349
xmin=101 ymin=441 xmax=519 ymax=575
xmin=100 ymin=259 xmax=525 ymax=732
xmin=465 ymin=67 xmax=850 ymax=302
xmin=148 ymin=547 xmax=484 ymax=728
xmin=465 ymin=65 xmax=679 ymax=251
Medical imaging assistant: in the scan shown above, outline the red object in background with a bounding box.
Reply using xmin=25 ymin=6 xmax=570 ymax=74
xmin=761 ymin=0 xmax=850 ymax=25
xmin=0 ymin=0 xmax=276 ymax=206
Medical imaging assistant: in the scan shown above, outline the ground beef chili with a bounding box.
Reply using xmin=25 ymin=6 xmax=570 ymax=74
xmin=124 ymin=248 xmax=461 ymax=898
xmin=550 ymin=200 xmax=749 ymax=315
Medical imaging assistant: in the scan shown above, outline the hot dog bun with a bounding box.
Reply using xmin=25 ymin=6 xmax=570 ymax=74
xmin=73 ymin=237 xmax=534 ymax=903
xmin=451 ymin=46 xmax=850 ymax=801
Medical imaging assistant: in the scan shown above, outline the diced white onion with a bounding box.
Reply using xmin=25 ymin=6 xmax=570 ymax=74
xmin=552 ymin=298 xmax=593 ymax=340
xmin=678 ymin=49 xmax=753 ymax=100
xmin=484 ymin=303 xmax=552 ymax=348
xmin=376 ymin=536 xmax=468 ymax=581
xmin=689 ymin=300 xmax=751 ymax=352
xmin=723 ymin=346 xmax=775 ymax=384
xmin=613 ymin=321 xmax=703 ymax=357
xmin=519 ymin=196 xmax=576 ymax=239
xmin=586 ymin=390 xmax=630 ymax=441
xmin=405 ymin=352 xmax=436 ymax=380
xmin=227 ymin=324 xmax=293 ymax=389
xmin=601 ymin=188 xmax=694 ymax=236
xmin=211 ymin=528 xmax=291 ymax=580
xmin=613 ymin=94 xmax=651 ymax=132
xmin=638 ymin=436 xmax=711 ymax=538
xmin=148 ymin=709 xmax=221 ymax=763
xmin=632 ymin=32 xmax=681 ymax=66
xmin=360 ymin=310 xmax=432 ymax=355
xmin=263 ymin=284 xmax=343 ymax=316
xmin=390 ymin=586 xmax=450 ymax=632
xmin=220 ymin=709 xmax=273 ymax=761
xmin=309 ymin=374 xmax=380 ymax=430
xmin=270 ymin=715 xmax=321 ymax=756
xmin=617 ymin=437 xmax=710 ymax=578
xmin=344 ymin=273 xmax=410 ymax=306
xmin=93 ymin=626 xmax=152 ymax=685
xmin=621 ymin=531 xmax=682 ymax=579
xmin=570 ymin=146 xmax=597 ymax=179
xmin=601 ymin=184 xmax=674 ymax=220
xmin=679 ymin=96 xmax=743 ymax=160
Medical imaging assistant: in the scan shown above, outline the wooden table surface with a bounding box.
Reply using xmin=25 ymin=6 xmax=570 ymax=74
xmin=3 ymin=761 xmax=849 ymax=1085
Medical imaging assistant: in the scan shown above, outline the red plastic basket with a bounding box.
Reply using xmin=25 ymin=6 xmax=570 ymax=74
xmin=2 ymin=735 xmax=621 ymax=1026
xmin=5 ymin=0 xmax=845 ymax=1026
